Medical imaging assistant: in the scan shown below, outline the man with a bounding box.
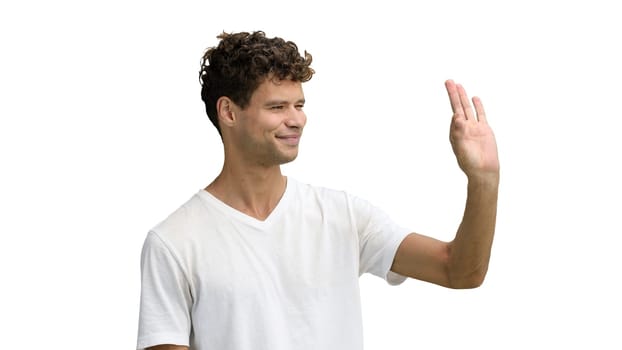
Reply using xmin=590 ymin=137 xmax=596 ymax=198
xmin=137 ymin=31 xmax=499 ymax=350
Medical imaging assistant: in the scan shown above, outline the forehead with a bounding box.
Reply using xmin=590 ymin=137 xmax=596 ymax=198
xmin=250 ymin=78 xmax=304 ymax=103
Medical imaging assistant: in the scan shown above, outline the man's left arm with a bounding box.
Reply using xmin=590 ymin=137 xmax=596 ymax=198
xmin=391 ymin=80 xmax=499 ymax=289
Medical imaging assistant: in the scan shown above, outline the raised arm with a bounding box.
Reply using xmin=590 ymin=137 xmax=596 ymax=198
xmin=391 ymin=80 xmax=499 ymax=289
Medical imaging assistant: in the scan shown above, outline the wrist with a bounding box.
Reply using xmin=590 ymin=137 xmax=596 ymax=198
xmin=466 ymin=171 xmax=500 ymax=188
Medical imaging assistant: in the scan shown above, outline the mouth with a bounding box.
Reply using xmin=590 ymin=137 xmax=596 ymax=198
xmin=275 ymin=134 xmax=301 ymax=146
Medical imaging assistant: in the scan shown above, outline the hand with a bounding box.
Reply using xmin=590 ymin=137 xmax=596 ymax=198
xmin=445 ymin=80 xmax=499 ymax=180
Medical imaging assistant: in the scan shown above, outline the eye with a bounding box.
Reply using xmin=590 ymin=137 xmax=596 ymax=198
xmin=270 ymin=105 xmax=284 ymax=110
xmin=295 ymin=104 xmax=304 ymax=110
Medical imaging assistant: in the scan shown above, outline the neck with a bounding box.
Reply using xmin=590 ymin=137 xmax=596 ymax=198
xmin=206 ymin=158 xmax=287 ymax=221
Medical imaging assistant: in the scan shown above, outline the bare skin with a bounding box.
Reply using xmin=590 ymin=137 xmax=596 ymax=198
xmin=390 ymin=79 xmax=499 ymax=288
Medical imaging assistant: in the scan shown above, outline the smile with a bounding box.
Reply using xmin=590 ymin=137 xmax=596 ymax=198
xmin=276 ymin=134 xmax=301 ymax=146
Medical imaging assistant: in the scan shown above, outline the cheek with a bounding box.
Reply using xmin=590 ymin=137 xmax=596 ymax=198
xmin=243 ymin=113 xmax=278 ymax=133
xmin=260 ymin=114 xmax=285 ymax=131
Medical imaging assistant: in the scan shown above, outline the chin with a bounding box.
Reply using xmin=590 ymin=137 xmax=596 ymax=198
xmin=274 ymin=148 xmax=300 ymax=165
xmin=278 ymin=154 xmax=298 ymax=165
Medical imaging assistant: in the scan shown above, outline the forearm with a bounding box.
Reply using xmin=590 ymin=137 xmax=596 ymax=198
xmin=447 ymin=174 xmax=499 ymax=288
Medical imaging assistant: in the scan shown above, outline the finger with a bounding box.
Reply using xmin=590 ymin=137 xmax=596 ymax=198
xmin=457 ymin=84 xmax=475 ymax=121
xmin=472 ymin=96 xmax=487 ymax=124
xmin=445 ymin=79 xmax=464 ymax=117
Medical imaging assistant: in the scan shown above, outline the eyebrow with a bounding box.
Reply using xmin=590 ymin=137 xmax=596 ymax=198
xmin=264 ymin=98 xmax=306 ymax=106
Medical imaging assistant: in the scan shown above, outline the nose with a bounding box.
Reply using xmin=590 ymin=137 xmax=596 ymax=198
xmin=284 ymin=107 xmax=306 ymax=129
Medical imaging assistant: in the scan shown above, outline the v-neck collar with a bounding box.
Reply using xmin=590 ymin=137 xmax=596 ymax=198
xmin=197 ymin=177 xmax=294 ymax=228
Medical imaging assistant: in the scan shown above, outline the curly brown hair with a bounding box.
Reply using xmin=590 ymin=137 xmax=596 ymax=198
xmin=199 ymin=31 xmax=315 ymax=136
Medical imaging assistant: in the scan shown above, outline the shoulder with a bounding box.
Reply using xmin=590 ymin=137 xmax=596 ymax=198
xmin=292 ymin=179 xmax=373 ymax=207
xmin=287 ymin=178 xmax=379 ymax=223
xmin=148 ymin=191 xmax=212 ymax=246
xmin=288 ymin=177 xmax=351 ymax=204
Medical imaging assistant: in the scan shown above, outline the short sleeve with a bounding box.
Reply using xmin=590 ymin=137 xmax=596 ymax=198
xmin=137 ymin=231 xmax=192 ymax=349
xmin=352 ymin=196 xmax=412 ymax=285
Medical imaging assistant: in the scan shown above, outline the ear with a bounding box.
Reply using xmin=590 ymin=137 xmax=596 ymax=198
xmin=216 ymin=96 xmax=237 ymax=128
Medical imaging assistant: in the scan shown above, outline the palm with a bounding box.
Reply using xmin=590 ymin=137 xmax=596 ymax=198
xmin=445 ymin=80 xmax=499 ymax=178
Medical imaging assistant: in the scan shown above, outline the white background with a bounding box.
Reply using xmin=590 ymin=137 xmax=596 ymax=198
xmin=1 ymin=0 xmax=621 ymax=348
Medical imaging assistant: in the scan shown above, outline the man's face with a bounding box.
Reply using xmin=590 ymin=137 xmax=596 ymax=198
xmin=230 ymin=78 xmax=307 ymax=167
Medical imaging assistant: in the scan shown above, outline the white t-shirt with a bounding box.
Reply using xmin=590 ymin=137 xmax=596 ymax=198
xmin=137 ymin=178 xmax=411 ymax=350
